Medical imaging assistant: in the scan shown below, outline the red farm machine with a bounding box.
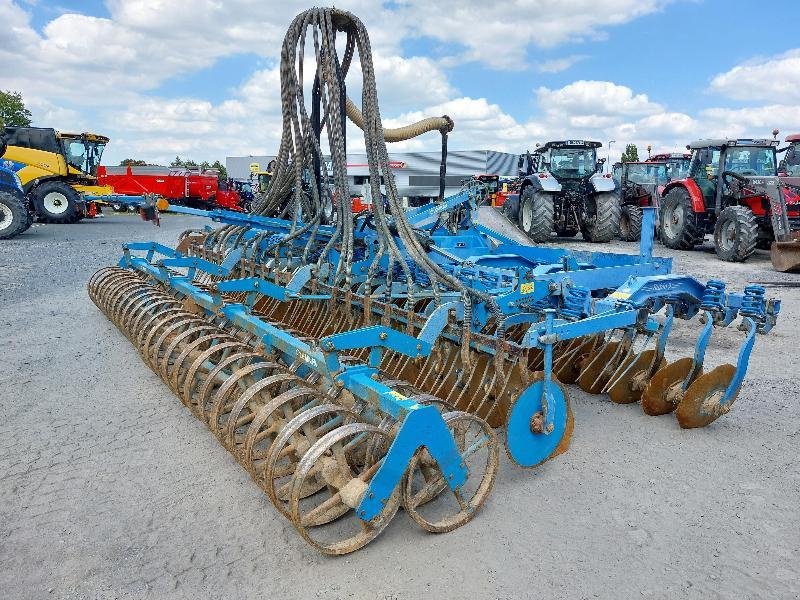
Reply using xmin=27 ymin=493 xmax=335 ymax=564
xmin=658 ymin=138 xmax=800 ymax=270
xmin=613 ymin=160 xmax=668 ymax=241
xmin=646 ymin=152 xmax=691 ymax=187
xmin=97 ymin=165 xmax=245 ymax=212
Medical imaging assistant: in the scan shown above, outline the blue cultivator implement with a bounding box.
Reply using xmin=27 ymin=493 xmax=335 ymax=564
xmin=88 ymin=7 xmax=779 ymax=554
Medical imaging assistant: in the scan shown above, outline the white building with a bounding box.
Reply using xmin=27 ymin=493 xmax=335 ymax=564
xmin=226 ymin=150 xmax=518 ymax=202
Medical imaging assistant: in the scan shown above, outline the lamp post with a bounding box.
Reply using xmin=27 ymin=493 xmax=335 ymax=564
xmin=607 ymin=140 xmax=615 ymax=172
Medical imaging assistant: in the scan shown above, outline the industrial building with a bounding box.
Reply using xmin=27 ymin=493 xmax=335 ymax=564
xmin=227 ymin=150 xmax=518 ymax=202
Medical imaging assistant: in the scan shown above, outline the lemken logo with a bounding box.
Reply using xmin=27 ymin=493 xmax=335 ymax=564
xmin=296 ymin=349 xmax=318 ymax=367
xmin=648 ymin=282 xmax=676 ymax=292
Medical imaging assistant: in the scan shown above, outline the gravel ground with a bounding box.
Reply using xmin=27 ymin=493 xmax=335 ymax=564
xmin=0 ymin=211 xmax=798 ymax=600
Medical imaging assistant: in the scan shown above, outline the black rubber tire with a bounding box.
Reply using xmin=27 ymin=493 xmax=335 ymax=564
xmin=31 ymin=181 xmax=82 ymax=224
xmin=518 ymin=186 xmax=554 ymax=242
xmin=0 ymin=191 xmax=30 ymax=240
xmin=658 ymin=187 xmax=706 ymax=249
xmin=581 ymin=192 xmax=620 ymax=243
xmin=713 ymin=206 xmax=758 ymax=262
xmin=618 ymin=205 xmax=643 ymax=242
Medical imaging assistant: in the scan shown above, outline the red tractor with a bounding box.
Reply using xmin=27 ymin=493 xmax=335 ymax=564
xmin=646 ymin=152 xmax=691 ymax=186
xmin=778 ymin=133 xmax=800 ymax=176
xmin=614 ymin=161 xmax=668 ymax=241
xmin=659 ymin=138 xmax=800 ymax=265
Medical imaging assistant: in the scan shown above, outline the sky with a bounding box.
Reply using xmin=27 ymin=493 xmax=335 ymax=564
xmin=2 ymin=0 xmax=800 ymax=166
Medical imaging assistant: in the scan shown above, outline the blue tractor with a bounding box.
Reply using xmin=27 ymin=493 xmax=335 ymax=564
xmin=0 ymin=135 xmax=33 ymax=240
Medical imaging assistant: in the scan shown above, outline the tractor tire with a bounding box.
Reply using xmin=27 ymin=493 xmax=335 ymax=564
xmin=713 ymin=206 xmax=758 ymax=262
xmin=0 ymin=191 xmax=30 ymax=240
xmin=659 ymin=187 xmax=705 ymax=249
xmin=31 ymin=181 xmax=81 ymax=224
xmin=581 ymin=192 xmax=619 ymax=243
xmin=518 ymin=187 xmax=554 ymax=242
xmin=618 ymin=205 xmax=643 ymax=242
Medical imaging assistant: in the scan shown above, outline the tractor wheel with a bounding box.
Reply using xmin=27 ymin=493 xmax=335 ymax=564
xmin=31 ymin=181 xmax=81 ymax=224
xmin=713 ymin=206 xmax=758 ymax=262
xmin=111 ymin=203 xmax=126 ymax=212
xmin=518 ymin=187 xmax=554 ymax=242
xmin=581 ymin=192 xmax=619 ymax=243
xmin=659 ymin=187 xmax=705 ymax=249
xmin=618 ymin=205 xmax=643 ymax=242
xmin=0 ymin=191 xmax=30 ymax=240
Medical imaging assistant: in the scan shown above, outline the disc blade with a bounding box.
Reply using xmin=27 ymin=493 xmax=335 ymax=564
xmin=676 ymin=364 xmax=737 ymax=428
xmin=607 ymin=350 xmax=666 ymax=404
xmin=554 ymin=335 xmax=599 ymax=384
xmin=576 ymin=341 xmax=619 ymax=394
xmin=640 ymin=357 xmax=696 ymax=416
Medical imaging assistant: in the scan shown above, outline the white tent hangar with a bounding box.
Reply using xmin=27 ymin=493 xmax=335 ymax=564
xmin=227 ymin=150 xmax=518 ymax=203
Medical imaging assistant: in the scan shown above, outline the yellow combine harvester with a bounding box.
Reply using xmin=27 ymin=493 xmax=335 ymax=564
xmin=1 ymin=127 xmax=113 ymax=223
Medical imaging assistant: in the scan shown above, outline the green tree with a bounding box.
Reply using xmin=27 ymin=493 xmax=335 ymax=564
xmin=170 ymin=156 xmax=226 ymax=178
xmin=620 ymin=143 xmax=639 ymax=163
xmin=0 ymin=90 xmax=33 ymax=128
xmin=120 ymin=158 xmax=148 ymax=166
xmin=211 ymin=160 xmax=227 ymax=180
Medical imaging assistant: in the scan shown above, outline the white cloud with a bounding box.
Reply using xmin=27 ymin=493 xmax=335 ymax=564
xmin=2 ymin=0 xmax=796 ymax=169
xmin=710 ymin=49 xmax=800 ymax=103
xmin=538 ymin=80 xmax=663 ymax=118
xmin=536 ymin=55 xmax=589 ymax=73
xmin=400 ymin=0 xmax=670 ymax=69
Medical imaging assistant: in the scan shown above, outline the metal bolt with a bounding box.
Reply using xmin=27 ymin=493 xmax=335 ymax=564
xmin=530 ymin=412 xmax=544 ymax=434
xmin=379 ymin=331 xmax=388 ymax=340
xmin=369 ymin=493 xmax=374 ymax=499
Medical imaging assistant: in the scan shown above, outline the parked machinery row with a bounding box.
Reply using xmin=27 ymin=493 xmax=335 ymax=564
xmin=501 ymin=136 xmax=800 ymax=271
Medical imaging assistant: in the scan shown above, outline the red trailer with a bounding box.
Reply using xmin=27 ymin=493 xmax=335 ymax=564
xmin=97 ymin=165 xmax=243 ymax=210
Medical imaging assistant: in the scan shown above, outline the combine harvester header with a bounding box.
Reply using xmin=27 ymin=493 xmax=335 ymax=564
xmin=88 ymin=7 xmax=781 ymax=554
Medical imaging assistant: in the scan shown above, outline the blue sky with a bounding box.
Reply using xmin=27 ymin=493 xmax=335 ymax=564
xmin=3 ymin=0 xmax=800 ymax=165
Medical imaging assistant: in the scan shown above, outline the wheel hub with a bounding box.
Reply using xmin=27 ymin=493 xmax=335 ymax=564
xmin=44 ymin=191 xmax=70 ymax=214
xmin=0 ymin=202 xmax=11 ymax=231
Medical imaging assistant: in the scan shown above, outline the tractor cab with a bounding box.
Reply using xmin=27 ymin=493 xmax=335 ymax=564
xmin=686 ymin=139 xmax=778 ymax=213
xmin=647 ymin=152 xmax=690 ymax=182
xmin=58 ymin=132 xmax=108 ymax=177
xmin=540 ymin=140 xmax=603 ymax=180
xmin=253 ymin=171 xmax=273 ymax=194
xmin=778 ymin=134 xmax=800 ymax=176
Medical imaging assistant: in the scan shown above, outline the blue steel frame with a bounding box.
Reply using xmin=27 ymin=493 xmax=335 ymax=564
xmin=114 ymin=195 xmax=779 ymax=519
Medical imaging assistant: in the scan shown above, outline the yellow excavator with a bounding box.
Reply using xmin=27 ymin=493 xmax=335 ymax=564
xmin=1 ymin=126 xmax=113 ymax=223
